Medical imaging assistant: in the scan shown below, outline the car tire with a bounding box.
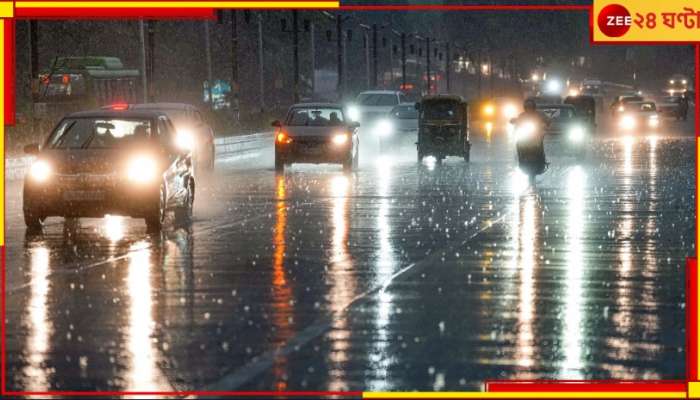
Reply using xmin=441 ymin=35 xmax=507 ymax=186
xmin=145 ymin=183 xmax=166 ymax=232
xmin=23 ymin=207 xmax=44 ymax=231
xmin=417 ymin=148 xmax=423 ymax=163
xmin=463 ymin=143 xmax=471 ymax=163
xmin=175 ymin=178 xmax=194 ymax=222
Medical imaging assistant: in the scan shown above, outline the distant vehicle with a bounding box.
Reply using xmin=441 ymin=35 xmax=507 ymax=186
xmin=610 ymin=94 xmax=644 ymax=117
xmin=667 ymin=74 xmax=690 ymax=95
xmin=372 ymin=103 xmax=419 ymax=151
xmin=526 ymin=95 xmax=563 ymax=106
xmin=616 ymin=101 xmax=660 ymax=134
xmin=536 ymin=103 xmax=590 ymax=157
xmin=22 ymin=109 xmax=195 ymax=232
xmin=657 ymin=95 xmax=689 ymax=121
xmin=564 ymin=95 xmax=596 ymax=129
xmin=33 ymin=56 xmax=140 ymax=129
xmin=472 ymin=97 xmax=520 ymax=135
xmin=272 ymin=103 xmax=360 ymax=173
xmin=105 ymin=103 xmax=216 ymax=171
xmin=416 ymin=95 xmax=471 ymax=163
xmin=346 ymin=90 xmax=409 ymax=124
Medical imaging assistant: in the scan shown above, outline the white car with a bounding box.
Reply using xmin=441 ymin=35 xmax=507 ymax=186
xmin=346 ymin=90 xmax=409 ymax=124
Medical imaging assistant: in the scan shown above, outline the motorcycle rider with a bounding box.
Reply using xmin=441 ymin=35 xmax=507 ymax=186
xmin=515 ymin=99 xmax=549 ymax=166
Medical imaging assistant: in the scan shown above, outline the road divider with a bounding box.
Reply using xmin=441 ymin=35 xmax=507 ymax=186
xmin=4 ymin=131 xmax=274 ymax=182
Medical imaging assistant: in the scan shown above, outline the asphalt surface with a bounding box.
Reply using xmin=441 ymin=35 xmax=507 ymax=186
xmin=5 ymin=116 xmax=695 ymax=393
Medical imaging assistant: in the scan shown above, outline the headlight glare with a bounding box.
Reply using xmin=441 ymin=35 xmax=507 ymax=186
xmin=29 ymin=160 xmax=52 ymax=182
xmin=127 ymin=156 xmax=157 ymax=183
xmin=347 ymin=105 xmax=360 ymax=121
xmin=374 ymin=119 xmax=393 ymax=137
xmin=515 ymin=122 xmax=536 ymax=142
xmin=568 ymin=126 xmax=585 ymax=142
xmin=620 ymin=115 xmax=636 ymax=130
xmin=175 ymin=129 xmax=195 ymax=151
xmin=332 ymin=133 xmax=349 ymax=145
xmin=649 ymin=116 xmax=659 ymax=128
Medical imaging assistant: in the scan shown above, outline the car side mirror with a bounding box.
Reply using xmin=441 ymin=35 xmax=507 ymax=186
xmin=24 ymin=143 xmax=39 ymax=155
xmin=349 ymin=121 xmax=360 ymax=129
xmin=271 ymin=120 xmax=282 ymax=128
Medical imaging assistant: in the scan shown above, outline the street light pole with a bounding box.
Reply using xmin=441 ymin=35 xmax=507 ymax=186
xmin=258 ymin=13 xmax=265 ymax=112
xmin=310 ymin=21 xmax=315 ymax=97
xmin=336 ymin=16 xmax=343 ymax=98
xmin=230 ymin=10 xmax=240 ymax=122
xmin=204 ymin=21 xmax=214 ymax=109
xmin=292 ymin=10 xmax=300 ymax=103
xmin=400 ymin=33 xmax=406 ymax=90
xmin=372 ymin=24 xmax=378 ymax=88
xmin=426 ymin=37 xmax=431 ymax=95
xmin=445 ymin=42 xmax=451 ymax=93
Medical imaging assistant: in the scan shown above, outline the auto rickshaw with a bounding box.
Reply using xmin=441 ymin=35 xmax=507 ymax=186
xmin=416 ymin=95 xmax=470 ymax=163
xmin=564 ymin=94 xmax=596 ymax=132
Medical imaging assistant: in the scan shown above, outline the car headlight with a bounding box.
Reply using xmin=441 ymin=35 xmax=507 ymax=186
xmin=374 ymin=119 xmax=393 ymax=137
xmin=175 ymin=129 xmax=195 ymax=151
xmin=502 ymin=103 xmax=518 ymax=119
xmin=332 ymin=133 xmax=349 ymax=145
xmin=619 ymin=115 xmax=636 ymax=130
xmin=126 ymin=156 xmax=157 ymax=183
xmin=568 ymin=125 xmax=585 ymax=142
xmin=617 ymin=106 xmax=624 ymax=112
xmin=347 ymin=105 xmax=360 ymax=121
xmin=29 ymin=160 xmax=52 ymax=183
xmin=649 ymin=116 xmax=659 ymax=128
xmin=515 ymin=122 xmax=536 ymax=142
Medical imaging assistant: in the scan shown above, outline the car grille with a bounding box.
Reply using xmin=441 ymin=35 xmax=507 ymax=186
xmin=56 ymin=173 xmax=119 ymax=189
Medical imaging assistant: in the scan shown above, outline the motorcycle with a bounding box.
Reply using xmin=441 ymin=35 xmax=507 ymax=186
xmin=511 ymin=118 xmax=548 ymax=178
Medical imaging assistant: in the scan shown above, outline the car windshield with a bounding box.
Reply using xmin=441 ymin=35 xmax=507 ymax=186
xmin=621 ymin=96 xmax=643 ymax=103
xmin=421 ymin=100 xmax=462 ymax=120
xmin=286 ymin=107 xmax=345 ymax=126
xmin=46 ymin=118 xmax=152 ymax=149
xmin=539 ymin=107 xmax=575 ymax=120
xmin=357 ymin=93 xmax=399 ymax=106
xmin=391 ymin=105 xmax=418 ymax=119
xmin=628 ymin=102 xmax=656 ymax=112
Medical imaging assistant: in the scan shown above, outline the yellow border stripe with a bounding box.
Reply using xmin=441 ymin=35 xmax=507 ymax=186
xmin=363 ymin=392 xmax=687 ymax=399
xmin=0 ymin=20 xmax=4 ymax=247
xmin=16 ymin=1 xmax=339 ymax=8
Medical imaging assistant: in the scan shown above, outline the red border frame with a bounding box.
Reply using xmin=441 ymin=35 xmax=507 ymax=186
xmin=2 ymin=2 xmax=698 ymax=398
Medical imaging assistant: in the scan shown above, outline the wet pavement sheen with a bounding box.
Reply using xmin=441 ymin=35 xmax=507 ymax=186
xmin=5 ymin=121 xmax=695 ymax=392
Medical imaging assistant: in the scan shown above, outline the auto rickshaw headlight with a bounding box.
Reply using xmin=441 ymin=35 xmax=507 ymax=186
xmin=568 ymin=125 xmax=585 ymax=142
xmin=126 ymin=156 xmax=157 ymax=184
xmin=29 ymin=160 xmax=52 ymax=183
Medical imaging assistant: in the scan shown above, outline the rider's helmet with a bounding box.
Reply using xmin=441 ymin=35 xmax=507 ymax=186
xmin=523 ymin=99 xmax=537 ymax=112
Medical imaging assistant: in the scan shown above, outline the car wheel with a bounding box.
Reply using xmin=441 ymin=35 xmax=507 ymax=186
xmin=417 ymin=148 xmax=423 ymax=163
xmin=145 ymin=183 xmax=166 ymax=232
xmin=463 ymin=143 xmax=471 ymax=163
xmin=176 ymin=178 xmax=194 ymax=222
xmin=23 ymin=207 xmax=44 ymax=231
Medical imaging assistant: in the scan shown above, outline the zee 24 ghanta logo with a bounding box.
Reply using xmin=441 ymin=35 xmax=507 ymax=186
xmin=597 ymin=2 xmax=700 ymax=39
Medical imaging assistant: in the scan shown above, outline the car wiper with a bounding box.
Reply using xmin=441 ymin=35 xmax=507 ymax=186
xmin=80 ymin=128 xmax=98 ymax=149
xmin=52 ymin=120 xmax=77 ymax=148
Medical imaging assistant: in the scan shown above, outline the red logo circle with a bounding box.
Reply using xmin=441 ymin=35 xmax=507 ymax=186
xmin=598 ymin=4 xmax=632 ymax=37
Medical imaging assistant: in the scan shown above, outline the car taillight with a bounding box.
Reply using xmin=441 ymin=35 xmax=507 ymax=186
xmin=111 ymin=103 xmax=129 ymax=111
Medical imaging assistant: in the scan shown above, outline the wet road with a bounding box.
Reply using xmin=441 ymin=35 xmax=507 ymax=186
xmin=5 ymin=118 xmax=695 ymax=392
